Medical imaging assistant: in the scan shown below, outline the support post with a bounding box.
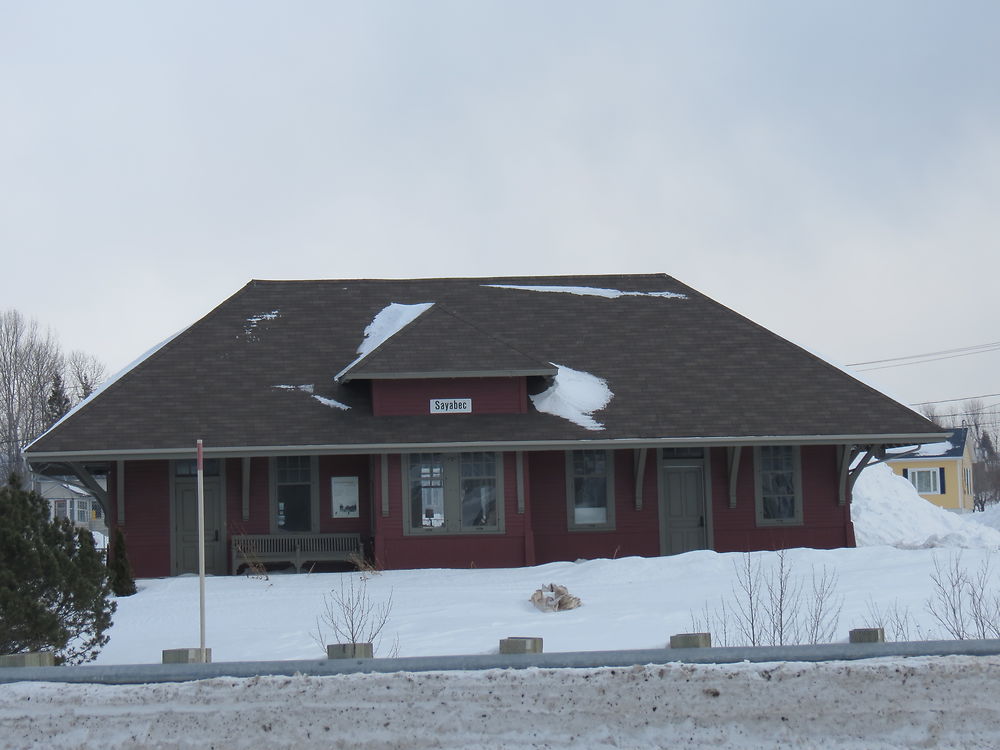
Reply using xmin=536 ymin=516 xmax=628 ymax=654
xmin=241 ymin=457 xmax=251 ymax=521
xmin=727 ymin=447 xmax=741 ymax=508
xmin=196 ymin=440 xmax=207 ymax=663
xmin=634 ymin=448 xmax=647 ymax=510
xmin=116 ymin=460 xmax=125 ymax=523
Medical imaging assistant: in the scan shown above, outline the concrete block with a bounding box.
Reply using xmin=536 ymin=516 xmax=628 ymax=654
xmin=499 ymin=637 xmax=543 ymax=654
xmin=669 ymin=632 xmax=712 ymax=649
xmin=849 ymin=628 xmax=885 ymax=644
xmin=0 ymin=651 xmax=55 ymax=668
xmin=162 ymin=648 xmax=212 ymax=664
xmin=327 ymin=643 xmax=374 ymax=659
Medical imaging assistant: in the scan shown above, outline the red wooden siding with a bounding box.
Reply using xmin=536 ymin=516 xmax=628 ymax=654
xmin=318 ymin=454 xmax=371 ymax=536
xmin=374 ymin=452 xmax=528 ymax=569
xmin=117 ymin=460 xmax=171 ymax=578
xmin=225 ymin=457 xmax=269 ymax=538
xmin=710 ymin=445 xmax=854 ymax=552
xmin=371 ymin=377 xmax=527 ymax=416
xmin=105 ymin=443 xmax=856 ymax=578
xmin=530 ymin=450 xmax=660 ymax=564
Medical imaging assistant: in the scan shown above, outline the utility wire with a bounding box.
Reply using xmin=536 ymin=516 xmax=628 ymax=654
xmin=910 ymin=393 xmax=1000 ymax=407
xmin=847 ymin=340 xmax=1000 ymax=368
xmin=853 ymin=346 xmax=1000 ymax=372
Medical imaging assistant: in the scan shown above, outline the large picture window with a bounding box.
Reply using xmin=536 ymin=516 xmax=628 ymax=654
xmin=407 ymin=452 xmax=502 ymax=534
xmin=566 ymin=450 xmax=615 ymax=530
xmin=274 ymin=455 xmax=315 ymax=532
xmin=754 ymin=446 xmax=802 ymax=525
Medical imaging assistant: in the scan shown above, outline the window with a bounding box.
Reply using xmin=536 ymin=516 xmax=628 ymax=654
xmin=406 ymin=453 xmax=502 ymax=533
xmin=566 ymin=450 xmax=615 ymax=530
xmin=908 ymin=467 xmax=941 ymax=495
xmin=755 ymin=446 xmax=802 ymax=525
xmin=174 ymin=459 xmax=220 ymax=477
xmin=274 ymin=456 xmax=315 ymax=532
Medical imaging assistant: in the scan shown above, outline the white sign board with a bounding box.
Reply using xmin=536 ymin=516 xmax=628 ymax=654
xmin=430 ymin=398 xmax=472 ymax=414
xmin=331 ymin=476 xmax=360 ymax=518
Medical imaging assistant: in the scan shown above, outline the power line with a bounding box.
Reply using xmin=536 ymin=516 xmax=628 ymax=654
xmin=909 ymin=393 xmax=1000 ymax=407
xmin=854 ymin=345 xmax=1000 ymax=372
xmin=847 ymin=340 xmax=1000 ymax=368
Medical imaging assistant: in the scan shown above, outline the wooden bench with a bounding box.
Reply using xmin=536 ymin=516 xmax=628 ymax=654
xmin=231 ymin=533 xmax=363 ymax=574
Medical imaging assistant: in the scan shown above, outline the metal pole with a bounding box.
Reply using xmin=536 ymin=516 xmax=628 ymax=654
xmin=196 ymin=439 xmax=206 ymax=662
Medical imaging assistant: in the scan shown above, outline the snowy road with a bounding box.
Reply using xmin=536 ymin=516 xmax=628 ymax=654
xmin=3 ymin=655 xmax=1000 ymax=749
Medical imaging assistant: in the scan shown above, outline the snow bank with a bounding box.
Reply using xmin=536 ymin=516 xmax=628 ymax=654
xmin=334 ymin=302 xmax=433 ymax=381
xmin=485 ymin=283 xmax=686 ymax=299
xmin=967 ymin=503 xmax=1000 ymax=532
xmin=5 ymin=657 xmax=1000 ymax=749
xmin=852 ymin=463 xmax=1000 ymax=549
xmin=529 ymin=363 xmax=612 ymax=430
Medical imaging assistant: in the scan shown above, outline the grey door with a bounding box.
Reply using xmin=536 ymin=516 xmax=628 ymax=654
xmin=175 ymin=478 xmax=225 ymax=575
xmin=661 ymin=465 xmax=707 ymax=555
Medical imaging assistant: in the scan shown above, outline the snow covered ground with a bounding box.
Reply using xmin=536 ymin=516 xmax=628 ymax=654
xmin=5 ymin=462 xmax=1000 ymax=748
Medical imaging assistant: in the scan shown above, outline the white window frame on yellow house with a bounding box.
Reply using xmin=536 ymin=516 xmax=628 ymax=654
xmin=903 ymin=466 xmax=943 ymax=495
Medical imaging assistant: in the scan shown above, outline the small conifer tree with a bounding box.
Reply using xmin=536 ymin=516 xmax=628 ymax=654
xmin=46 ymin=373 xmax=72 ymax=426
xmin=108 ymin=526 xmax=137 ymax=597
xmin=0 ymin=475 xmax=116 ymax=663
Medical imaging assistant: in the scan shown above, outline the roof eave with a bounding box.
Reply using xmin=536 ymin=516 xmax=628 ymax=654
xmin=26 ymin=431 xmax=950 ymax=463
xmin=340 ymin=367 xmax=558 ymax=382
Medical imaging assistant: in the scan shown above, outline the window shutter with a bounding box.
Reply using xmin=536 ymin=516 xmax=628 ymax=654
xmin=902 ymin=468 xmax=908 ymax=479
xmin=939 ymin=467 xmax=946 ymax=494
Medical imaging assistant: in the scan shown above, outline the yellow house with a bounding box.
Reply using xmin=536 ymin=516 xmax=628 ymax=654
xmin=887 ymin=428 xmax=976 ymax=512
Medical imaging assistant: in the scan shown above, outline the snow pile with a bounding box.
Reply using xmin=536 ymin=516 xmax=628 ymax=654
xmin=5 ymin=657 xmax=1000 ymax=749
xmin=852 ymin=463 xmax=1000 ymax=549
xmin=967 ymin=503 xmax=1000 ymax=532
xmin=529 ymin=363 xmax=613 ymax=430
xmin=335 ymin=302 xmax=434 ymax=381
xmin=485 ymin=283 xmax=686 ymax=299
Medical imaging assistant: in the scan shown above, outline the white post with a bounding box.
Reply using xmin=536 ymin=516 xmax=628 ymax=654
xmin=196 ymin=439 xmax=207 ymax=662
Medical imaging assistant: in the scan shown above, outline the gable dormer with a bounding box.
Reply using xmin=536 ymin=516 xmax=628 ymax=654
xmin=336 ymin=304 xmax=556 ymax=417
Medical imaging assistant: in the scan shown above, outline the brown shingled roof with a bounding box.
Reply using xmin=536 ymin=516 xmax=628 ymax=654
xmin=26 ymin=274 xmax=941 ymax=459
xmin=337 ymin=304 xmax=557 ymax=381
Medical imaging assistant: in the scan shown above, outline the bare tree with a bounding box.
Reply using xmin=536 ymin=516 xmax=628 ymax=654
xmin=920 ymin=403 xmax=943 ymax=426
xmin=0 ymin=310 xmax=62 ymax=478
xmin=66 ymin=350 xmax=107 ymax=401
xmin=0 ymin=311 xmax=107 ymax=479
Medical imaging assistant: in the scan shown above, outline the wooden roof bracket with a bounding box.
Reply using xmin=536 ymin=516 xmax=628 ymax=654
xmin=842 ymin=444 xmax=889 ymax=504
xmin=633 ymin=448 xmax=647 ymax=510
xmin=838 ymin=445 xmax=857 ymax=506
xmin=65 ymin=461 xmax=112 ymax=520
xmin=727 ymin=446 xmax=741 ymax=508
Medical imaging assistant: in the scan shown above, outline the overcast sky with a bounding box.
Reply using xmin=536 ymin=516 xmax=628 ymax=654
xmin=3 ymin=1 xmax=998 ymax=413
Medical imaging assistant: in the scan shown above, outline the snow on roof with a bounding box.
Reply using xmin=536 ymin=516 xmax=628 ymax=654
xmin=312 ymin=395 xmax=349 ymax=410
xmin=484 ymin=284 xmax=686 ymax=300
xmin=334 ymin=302 xmax=434 ymax=382
xmin=272 ymin=384 xmax=349 ymax=410
xmin=888 ymin=440 xmax=954 ymax=457
xmin=24 ymin=328 xmax=186 ymax=451
xmin=529 ymin=363 xmax=613 ymax=431
xmin=243 ymin=309 xmax=280 ymax=339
